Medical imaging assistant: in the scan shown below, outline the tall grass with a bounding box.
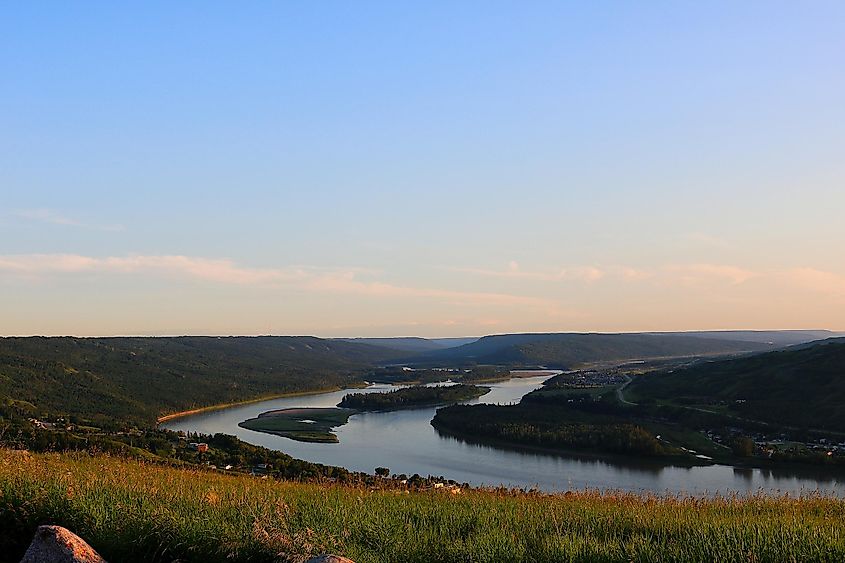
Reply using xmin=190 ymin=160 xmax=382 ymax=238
xmin=1 ymin=449 xmax=844 ymax=562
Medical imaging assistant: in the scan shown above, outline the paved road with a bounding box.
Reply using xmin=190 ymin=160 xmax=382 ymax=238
xmin=615 ymin=375 xmax=636 ymax=405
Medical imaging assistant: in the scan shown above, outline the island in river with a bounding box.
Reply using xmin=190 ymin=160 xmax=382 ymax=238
xmin=338 ymin=383 xmax=490 ymax=411
xmin=239 ymin=407 xmax=355 ymax=443
xmin=241 ymin=384 xmax=491 ymax=443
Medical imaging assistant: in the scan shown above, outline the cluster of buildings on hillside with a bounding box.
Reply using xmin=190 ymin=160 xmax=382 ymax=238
xmin=704 ymin=428 xmax=845 ymax=459
xmin=28 ymin=417 xmax=81 ymax=432
xmin=187 ymin=441 xmax=208 ymax=453
xmin=553 ymin=370 xmax=628 ymax=388
xmin=28 ymin=418 xmax=57 ymax=431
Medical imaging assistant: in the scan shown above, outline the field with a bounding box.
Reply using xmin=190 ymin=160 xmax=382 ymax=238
xmin=2 ymin=449 xmax=845 ymax=563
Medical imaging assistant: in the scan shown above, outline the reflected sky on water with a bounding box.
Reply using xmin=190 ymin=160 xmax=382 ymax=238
xmin=162 ymin=375 xmax=845 ymax=497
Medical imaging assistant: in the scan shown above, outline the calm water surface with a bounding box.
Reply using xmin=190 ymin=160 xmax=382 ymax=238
xmin=162 ymin=374 xmax=845 ymax=496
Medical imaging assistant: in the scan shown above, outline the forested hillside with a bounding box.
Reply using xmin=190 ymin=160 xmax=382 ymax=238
xmin=0 ymin=336 xmax=400 ymax=425
xmin=630 ymin=339 xmax=845 ymax=431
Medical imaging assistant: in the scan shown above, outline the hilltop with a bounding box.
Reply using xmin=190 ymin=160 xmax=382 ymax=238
xmin=647 ymin=330 xmax=843 ymax=347
xmin=336 ymin=337 xmax=478 ymax=353
xmin=405 ymin=332 xmax=776 ymax=367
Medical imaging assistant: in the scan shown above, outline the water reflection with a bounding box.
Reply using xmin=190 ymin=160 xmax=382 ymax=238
xmin=434 ymin=427 xmax=668 ymax=477
xmin=733 ymin=467 xmax=754 ymax=482
xmin=162 ymin=374 xmax=845 ymax=497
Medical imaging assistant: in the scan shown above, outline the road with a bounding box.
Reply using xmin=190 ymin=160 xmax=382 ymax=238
xmin=615 ymin=375 xmax=636 ymax=405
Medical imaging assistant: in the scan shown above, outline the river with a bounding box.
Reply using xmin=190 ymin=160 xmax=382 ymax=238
xmin=162 ymin=373 xmax=845 ymax=496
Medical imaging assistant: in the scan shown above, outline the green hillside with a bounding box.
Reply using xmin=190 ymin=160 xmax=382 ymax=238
xmin=410 ymin=332 xmax=770 ymax=367
xmin=629 ymin=339 xmax=845 ymax=431
xmin=0 ymin=336 xmax=401 ymax=425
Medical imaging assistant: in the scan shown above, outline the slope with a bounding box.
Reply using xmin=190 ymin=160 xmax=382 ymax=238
xmin=629 ymin=338 xmax=845 ymax=431
xmin=0 ymin=336 xmax=402 ymax=425
xmin=409 ymin=332 xmax=771 ymax=367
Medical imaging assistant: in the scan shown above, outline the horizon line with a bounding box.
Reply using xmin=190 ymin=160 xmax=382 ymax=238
xmin=1 ymin=328 xmax=843 ymax=339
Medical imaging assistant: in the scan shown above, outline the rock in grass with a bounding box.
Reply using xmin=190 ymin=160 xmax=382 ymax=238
xmin=304 ymin=556 xmax=355 ymax=563
xmin=20 ymin=525 xmax=106 ymax=563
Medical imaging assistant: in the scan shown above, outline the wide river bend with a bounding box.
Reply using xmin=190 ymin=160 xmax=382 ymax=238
xmin=162 ymin=374 xmax=845 ymax=497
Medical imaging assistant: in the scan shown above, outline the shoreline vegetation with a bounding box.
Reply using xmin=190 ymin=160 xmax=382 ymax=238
xmin=430 ymin=423 xmax=720 ymax=469
xmin=434 ymin=422 xmax=845 ymax=476
xmin=366 ymin=366 xmax=512 ymax=385
xmin=2 ymin=449 xmax=844 ymax=563
xmin=432 ymin=403 xmax=674 ymax=459
xmin=156 ymin=384 xmax=368 ymax=424
xmin=338 ymin=383 xmax=491 ymax=412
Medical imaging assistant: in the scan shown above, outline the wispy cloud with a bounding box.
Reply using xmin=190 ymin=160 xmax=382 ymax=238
xmin=453 ymin=262 xmax=845 ymax=302
xmin=0 ymin=254 xmax=551 ymax=308
xmin=14 ymin=209 xmax=124 ymax=232
xmin=455 ymin=261 xmax=760 ymax=288
xmin=618 ymin=267 xmax=653 ymax=281
xmin=453 ymin=260 xmax=769 ymax=288
xmin=453 ymin=262 xmax=605 ymax=283
xmin=647 ymin=263 xmax=845 ymax=301
xmin=663 ymin=263 xmax=757 ymax=285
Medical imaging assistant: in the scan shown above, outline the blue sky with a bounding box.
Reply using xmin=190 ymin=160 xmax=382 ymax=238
xmin=2 ymin=2 xmax=844 ymax=336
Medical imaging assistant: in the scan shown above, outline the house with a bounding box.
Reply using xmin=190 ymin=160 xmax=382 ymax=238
xmin=250 ymin=463 xmax=273 ymax=476
xmin=29 ymin=419 xmax=55 ymax=430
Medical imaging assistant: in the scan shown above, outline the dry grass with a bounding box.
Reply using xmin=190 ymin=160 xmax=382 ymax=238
xmin=1 ymin=449 xmax=844 ymax=562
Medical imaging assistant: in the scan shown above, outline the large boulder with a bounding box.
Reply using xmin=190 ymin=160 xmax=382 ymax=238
xmin=20 ymin=526 xmax=106 ymax=563
xmin=304 ymin=556 xmax=355 ymax=563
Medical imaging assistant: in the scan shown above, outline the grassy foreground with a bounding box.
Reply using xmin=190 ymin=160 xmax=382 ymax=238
xmin=1 ymin=450 xmax=845 ymax=563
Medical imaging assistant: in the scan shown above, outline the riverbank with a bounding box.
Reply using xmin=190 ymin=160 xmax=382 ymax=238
xmin=155 ymin=384 xmax=367 ymax=423
xmin=431 ymin=420 xmax=711 ymax=469
xmin=433 ymin=413 xmax=845 ymax=477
